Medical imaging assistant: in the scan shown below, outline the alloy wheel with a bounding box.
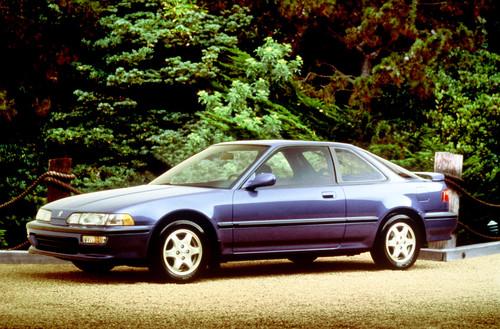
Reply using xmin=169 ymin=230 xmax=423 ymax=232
xmin=162 ymin=228 xmax=203 ymax=277
xmin=385 ymin=222 xmax=416 ymax=264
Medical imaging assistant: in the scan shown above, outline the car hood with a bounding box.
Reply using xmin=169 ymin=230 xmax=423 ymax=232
xmin=44 ymin=184 xmax=216 ymax=214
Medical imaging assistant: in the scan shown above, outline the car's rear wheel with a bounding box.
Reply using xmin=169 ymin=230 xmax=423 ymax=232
xmin=371 ymin=215 xmax=421 ymax=270
xmin=153 ymin=221 xmax=209 ymax=283
xmin=72 ymin=261 xmax=114 ymax=273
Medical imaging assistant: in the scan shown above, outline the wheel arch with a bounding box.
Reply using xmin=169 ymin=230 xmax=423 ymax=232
xmin=377 ymin=207 xmax=427 ymax=245
xmin=147 ymin=209 xmax=220 ymax=261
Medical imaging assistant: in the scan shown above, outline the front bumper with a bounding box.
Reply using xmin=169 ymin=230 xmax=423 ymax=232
xmin=26 ymin=220 xmax=152 ymax=263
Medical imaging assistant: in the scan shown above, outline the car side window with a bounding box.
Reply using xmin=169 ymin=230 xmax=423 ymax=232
xmin=334 ymin=148 xmax=385 ymax=182
xmin=303 ymin=150 xmax=329 ymax=173
xmin=259 ymin=151 xmax=294 ymax=184
xmin=256 ymin=147 xmax=334 ymax=187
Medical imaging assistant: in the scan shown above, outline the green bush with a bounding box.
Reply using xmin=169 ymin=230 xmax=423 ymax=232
xmin=0 ymin=143 xmax=46 ymax=247
xmin=428 ymin=49 xmax=499 ymax=200
xmin=150 ymin=37 xmax=319 ymax=166
xmin=45 ymin=0 xmax=254 ymax=185
xmin=368 ymin=49 xmax=499 ymax=202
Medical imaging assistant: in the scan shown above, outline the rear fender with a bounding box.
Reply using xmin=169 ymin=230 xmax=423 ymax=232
xmin=376 ymin=208 xmax=427 ymax=246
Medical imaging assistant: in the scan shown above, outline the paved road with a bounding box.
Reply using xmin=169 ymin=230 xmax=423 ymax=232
xmin=1 ymin=253 xmax=499 ymax=328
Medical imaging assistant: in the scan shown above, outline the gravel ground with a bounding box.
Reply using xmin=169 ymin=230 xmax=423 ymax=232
xmin=1 ymin=253 xmax=499 ymax=329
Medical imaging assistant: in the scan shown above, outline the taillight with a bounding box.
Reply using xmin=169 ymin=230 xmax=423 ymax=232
xmin=441 ymin=189 xmax=450 ymax=203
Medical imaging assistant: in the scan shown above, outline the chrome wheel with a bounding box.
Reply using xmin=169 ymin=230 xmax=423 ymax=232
xmin=385 ymin=222 xmax=416 ymax=264
xmin=162 ymin=228 xmax=203 ymax=277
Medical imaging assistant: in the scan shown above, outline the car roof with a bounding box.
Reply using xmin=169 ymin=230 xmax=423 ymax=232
xmin=216 ymin=140 xmax=354 ymax=148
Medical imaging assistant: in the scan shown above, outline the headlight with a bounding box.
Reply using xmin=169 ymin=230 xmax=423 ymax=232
xmin=36 ymin=209 xmax=52 ymax=222
xmin=66 ymin=213 xmax=135 ymax=226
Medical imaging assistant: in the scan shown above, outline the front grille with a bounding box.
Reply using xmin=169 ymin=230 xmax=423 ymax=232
xmin=34 ymin=235 xmax=79 ymax=254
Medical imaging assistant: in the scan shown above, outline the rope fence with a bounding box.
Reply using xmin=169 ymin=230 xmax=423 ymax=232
xmin=444 ymin=175 xmax=500 ymax=209
xmin=443 ymin=174 xmax=500 ymax=241
xmin=0 ymin=171 xmax=81 ymax=250
xmin=457 ymin=221 xmax=500 ymax=241
xmin=0 ymin=171 xmax=80 ymax=210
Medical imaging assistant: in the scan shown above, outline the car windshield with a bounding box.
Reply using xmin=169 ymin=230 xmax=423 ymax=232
xmin=150 ymin=144 xmax=268 ymax=188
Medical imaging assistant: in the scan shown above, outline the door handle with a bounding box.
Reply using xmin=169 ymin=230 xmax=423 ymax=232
xmin=322 ymin=191 xmax=336 ymax=199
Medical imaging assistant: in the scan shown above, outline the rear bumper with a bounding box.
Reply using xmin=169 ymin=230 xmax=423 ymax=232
xmin=424 ymin=211 xmax=458 ymax=242
xmin=26 ymin=220 xmax=152 ymax=263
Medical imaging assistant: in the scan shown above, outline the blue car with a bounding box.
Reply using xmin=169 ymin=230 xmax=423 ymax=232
xmin=27 ymin=140 xmax=457 ymax=282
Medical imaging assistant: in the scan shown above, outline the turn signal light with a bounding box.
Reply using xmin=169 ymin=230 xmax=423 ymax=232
xmin=82 ymin=236 xmax=108 ymax=245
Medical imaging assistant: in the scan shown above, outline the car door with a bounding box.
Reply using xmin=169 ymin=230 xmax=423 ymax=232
xmin=331 ymin=147 xmax=388 ymax=249
xmin=232 ymin=146 xmax=346 ymax=254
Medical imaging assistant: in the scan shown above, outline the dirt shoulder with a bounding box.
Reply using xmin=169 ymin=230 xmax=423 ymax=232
xmin=1 ymin=253 xmax=499 ymax=328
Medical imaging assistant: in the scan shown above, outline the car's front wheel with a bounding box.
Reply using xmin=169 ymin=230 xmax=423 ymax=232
xmin=371 ymin=215 xmax=421 ymax=270
xmin=153 ymin=221 xmax=209 ymax=283
xmin=72 ymin=261 xmax=114 ymax=273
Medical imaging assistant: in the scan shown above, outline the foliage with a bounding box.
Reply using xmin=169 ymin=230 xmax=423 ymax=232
xmin=368 ymin=48 xmax=499 ymax=203
xmin=0 ymin=0 xmax=110 ymax=247
xmin=0 ymin=230 xmax=7 ymax=248
xmin=44 ymin=0 xmax=254 ymax=187
xmin=0 ymin=143 xmax=46 ymax=246
xmin=150 ymin=37 xmax=317 ymax=166
xmin=71 ymin=164 xmax=154 ymax=193
xmin=0 ymin=0 xmax=107 ymax=124
xmin=0 ymin=89 xmax=16 ymax=122
xmin=207 ymin=0 xmax=495 ymax=143
xmin=428 ymin=49 xmax=499 ymax=200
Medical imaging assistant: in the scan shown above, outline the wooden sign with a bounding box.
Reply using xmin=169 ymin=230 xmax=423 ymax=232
xmin=434 ymin=152 xmax=463 ymax=178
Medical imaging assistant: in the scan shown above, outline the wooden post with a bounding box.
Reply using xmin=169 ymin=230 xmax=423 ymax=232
xmin=47 ymin=158 xmax=73 ymax=202
xmin=430 ymin=152 xmax=463 ymax=249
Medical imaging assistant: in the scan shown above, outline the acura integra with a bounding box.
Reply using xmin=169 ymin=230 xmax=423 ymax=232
xmin=27 ymin=140 xmax=457 ymax=282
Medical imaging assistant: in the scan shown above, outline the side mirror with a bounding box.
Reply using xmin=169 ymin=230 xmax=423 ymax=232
xmin=243 ymin=173 xmax=276 ymax=191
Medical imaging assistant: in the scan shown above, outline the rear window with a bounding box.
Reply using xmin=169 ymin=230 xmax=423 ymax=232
xmin=362 ymin=150 xmax=420 ymax=179
xmin=334 ymin=148 xmax=385 ymax=182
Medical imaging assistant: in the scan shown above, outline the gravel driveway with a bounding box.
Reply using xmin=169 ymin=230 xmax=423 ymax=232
xmin=1 ymin=253 xmax=499 ymax=328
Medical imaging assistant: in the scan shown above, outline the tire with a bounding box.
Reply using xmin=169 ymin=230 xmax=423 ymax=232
xmin=288 ymin=255 xmax=317 ymax=266
xmin=152 ymin=221 xmax=209 ymax=283
xmin=72 ymin=261 xmax=114 ymax=273
xmin=371 ymin=215 xmax=421 ymax=270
